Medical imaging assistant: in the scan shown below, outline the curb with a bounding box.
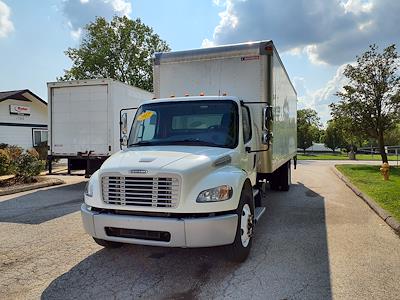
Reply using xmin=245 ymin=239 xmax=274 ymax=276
xmin=0 ymin=178 xmax=65 ymax=196
xmin=331 ymin=166 xmax=400 ymax=234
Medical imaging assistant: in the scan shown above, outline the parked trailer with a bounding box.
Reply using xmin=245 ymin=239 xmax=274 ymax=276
xmin=47 ymin=79 xmax=153 ymax=175
xmin=81 ymin=41 xmax=297 ymax=262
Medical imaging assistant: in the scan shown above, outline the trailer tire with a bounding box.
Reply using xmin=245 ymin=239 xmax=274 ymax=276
xmin=270 ymin=161 xmax=291 ymax=191
xmin=93 ymin=238 xmax=123 ymax=248
xmin=269 ymin=179 xmax=279 ymax=191
xmin=226 ymin=183 xmax=254 ymax=263
xmin=280 ymin=161 xmax=291 ymax=192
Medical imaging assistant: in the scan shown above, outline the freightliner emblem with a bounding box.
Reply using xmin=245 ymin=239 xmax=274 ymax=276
xmin=129 ymin=169 xmax=148 ymax=174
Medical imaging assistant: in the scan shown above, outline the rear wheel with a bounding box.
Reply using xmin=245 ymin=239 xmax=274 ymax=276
xmin=93 ymin=237 xmax=123 ymax=248
xmin=280 ymin=161 xmax=291 ymax=191
xmin=270 ymin=161 xmax=291 ymax=191
xmin=227 ymin=183 xmax=254 ymax=263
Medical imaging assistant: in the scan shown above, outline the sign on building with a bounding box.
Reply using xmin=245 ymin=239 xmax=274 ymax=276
xmin=9 ymin=105 xmax=31 ymax=116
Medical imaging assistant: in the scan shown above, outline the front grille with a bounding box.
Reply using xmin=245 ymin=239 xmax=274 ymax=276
xmin=101 ymin=175 xmax=180 ymax=208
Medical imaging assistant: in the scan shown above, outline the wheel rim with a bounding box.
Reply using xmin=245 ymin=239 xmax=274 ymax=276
xmin=240 ymin=203 xmax=253 ymax=247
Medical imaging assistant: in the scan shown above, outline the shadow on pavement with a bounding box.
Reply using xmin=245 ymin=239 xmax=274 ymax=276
xmin=0 ymin=182 xmax=85 ymax=224
xmin=41 ymin=182 xmax=332 ymax=299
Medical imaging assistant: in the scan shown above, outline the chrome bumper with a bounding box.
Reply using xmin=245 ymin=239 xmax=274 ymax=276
xmin=81 ymin=204 xmax=238 ymax=247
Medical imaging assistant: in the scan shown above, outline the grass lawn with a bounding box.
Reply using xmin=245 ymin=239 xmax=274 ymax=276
xmin=298 ymin=153 xmax=399 ymax=161
xmin=336 ymin=164 xmax=400 ymax=222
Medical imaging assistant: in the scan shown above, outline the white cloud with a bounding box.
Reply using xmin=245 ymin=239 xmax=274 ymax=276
xmin=62 ymin=0 xmax=132 ymax=39
xmin=298 ymin=64 xmax=349 ymax=123
xmin=0 ymin=0 xmax=14 ymax=38
xmin=201 ymin=38 xmax=215 ymax=48
xmin=205 ymin=0 xmax=400 ymax=66
xmin=343 ymin=0 xmax=373 ymax=14
xmin=70 ymin=27 xmax=82 ymax=40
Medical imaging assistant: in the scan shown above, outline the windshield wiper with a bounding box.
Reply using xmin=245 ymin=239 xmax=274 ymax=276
xmin=128 ymin=141 xmax=154 ymax=147
xmin=165 ymin=139 xmax=223 ymax=147
xmin=129 ymin=139 xmax=225 ymax=148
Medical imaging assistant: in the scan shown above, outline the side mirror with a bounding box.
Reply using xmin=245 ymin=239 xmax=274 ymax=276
xmin=262 ymin=131 xmax=273 ymax=145
xmin=263 ymin=106 xmax=273 ymax=130
xmin=121 ymin=112 xmax=128 ymax=134
xmin=121 ymin=135 xmax=128 ymax=147
xmin=120 ymin=112 xmax=128 ymax=148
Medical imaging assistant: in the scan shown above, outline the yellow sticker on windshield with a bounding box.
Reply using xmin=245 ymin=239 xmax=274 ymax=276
xmin=137 ymin=111 xmax=154 ymax=121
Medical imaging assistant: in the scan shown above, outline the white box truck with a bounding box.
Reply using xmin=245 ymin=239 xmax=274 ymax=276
xmin=81 ymin=41 xmax=297 ymax=262
xmin=47 ymin=79 xmax=153 ymax=175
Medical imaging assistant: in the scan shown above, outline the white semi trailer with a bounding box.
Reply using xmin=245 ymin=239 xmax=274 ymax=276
xmin=81 ymin=41 xmax=297 ymax=262
xmin=47 ymin=79 xmax=153 ymax=175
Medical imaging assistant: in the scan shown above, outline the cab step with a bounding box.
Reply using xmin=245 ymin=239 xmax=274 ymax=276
xmin=254 ymin=207 xmax=266 ymax=223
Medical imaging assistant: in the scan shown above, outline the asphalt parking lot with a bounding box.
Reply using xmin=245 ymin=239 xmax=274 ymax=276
xmin=1 ymin=161 xmax=399 ymax=300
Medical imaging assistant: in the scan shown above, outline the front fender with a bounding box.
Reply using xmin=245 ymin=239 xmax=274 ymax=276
xmin=181 ymin=165 xmax=249 ymax=213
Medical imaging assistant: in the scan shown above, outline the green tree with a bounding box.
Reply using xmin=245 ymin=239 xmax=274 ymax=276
xmin=333 ymin=115 xmax=367 ymax=152
xmin=59 ymin=16 xmax=170 ymax=91
xmin=331 ymin=44 xmax=400 ymax=163
xmin=316 ymin=128 xmax=326 ymax=143
xmin=324 ymin=120 xmax=345 ymax=152
xmin=297 ymin=108 xmax=321 ymax=154
xmin=384 ymin=124 xmax=400 ymax=146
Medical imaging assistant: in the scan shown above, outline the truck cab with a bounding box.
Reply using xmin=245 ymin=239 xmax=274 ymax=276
xmin=82 ymin=96 xmax=267 ymax=261
xmin=81 ymin=41 xmax=297 ymax=262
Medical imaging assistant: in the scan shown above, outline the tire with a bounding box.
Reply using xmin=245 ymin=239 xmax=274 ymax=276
xmin=93 ymin=237 xmax=123 ymax=248
xmin=269 ymin=161 xmax=291 ymax=191
xmin=280 ymin=161 xmax=291 ymax=191
xmin=269 ymin=179 xmax=279 ymax=191
xmin=227 ymin=183 xmax=254 ymax=263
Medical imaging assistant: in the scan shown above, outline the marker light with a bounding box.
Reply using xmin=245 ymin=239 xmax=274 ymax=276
xmin=185 ymin=93 xmax=189 ymax=97
xmin=170 ymin=95 xmax=175 ymax=98
xmin=222 ymin=92 xmax=227 ymax=96
xmin=199 ymin=92 xmax=205 ymax=96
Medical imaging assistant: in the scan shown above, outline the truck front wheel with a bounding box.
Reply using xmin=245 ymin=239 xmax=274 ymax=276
xmin=227 ymin=184 xmax=254 ymax=262
xmin=93 ymin=237 xmax=123 ymax=248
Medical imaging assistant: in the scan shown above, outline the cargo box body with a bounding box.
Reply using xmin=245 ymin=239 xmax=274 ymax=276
xmin=153 ymin=41 xmax=297 ymax=173
xmin=48 ymin=79 xmax=153 ymax=158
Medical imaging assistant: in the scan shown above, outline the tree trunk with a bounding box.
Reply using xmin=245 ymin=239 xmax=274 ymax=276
xmin=303 ymin=148 xmax=306 ymax=154
xmin=377 ymin=131 xmax=388 ymax=163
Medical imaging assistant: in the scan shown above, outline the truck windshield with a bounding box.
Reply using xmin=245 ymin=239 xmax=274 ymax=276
xmin=128 ymin=100 xmax=238 ymax=148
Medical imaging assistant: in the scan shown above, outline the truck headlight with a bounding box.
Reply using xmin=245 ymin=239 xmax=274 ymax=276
xmin=196 ymin=185 xmax=233 ymax=203
xmin=84 ymin=180 xmax=94 ymax=197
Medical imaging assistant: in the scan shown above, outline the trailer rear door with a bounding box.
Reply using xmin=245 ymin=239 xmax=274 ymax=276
xmin=51 ymin=84 xmax=109 ymax=156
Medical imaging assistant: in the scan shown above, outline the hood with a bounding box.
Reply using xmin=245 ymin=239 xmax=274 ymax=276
xmin=100 ymin=145 xmax=234 ymax=174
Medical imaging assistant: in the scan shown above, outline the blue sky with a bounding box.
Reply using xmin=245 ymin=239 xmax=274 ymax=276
xmin=1 ymin=0 xmax=399 ymax=123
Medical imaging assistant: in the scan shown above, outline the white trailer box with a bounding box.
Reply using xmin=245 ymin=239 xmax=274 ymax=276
xmin=47 ymin=79 xmax=153 ymax=174
xmin=153 ymin=40 xmax=297 ymax=174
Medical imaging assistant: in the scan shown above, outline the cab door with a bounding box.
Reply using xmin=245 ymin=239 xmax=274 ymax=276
xmin=241 ymin=106 xmax=257 ymax=184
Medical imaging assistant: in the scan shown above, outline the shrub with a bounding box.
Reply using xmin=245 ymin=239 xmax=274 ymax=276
xmin=0 ymin=149 xmax=12 ymax=175
xmin=6 ymin=145 xmax=23 ymax=161
xmin=27 ymin=148 xmax=40 ymax=159
xmin=0 ymin=143 xmax=8 ymax=149
xmin=34 ymin=141 xmax=48 ymax=161
xmin=15 ymin=151 xmax=45 ymax=182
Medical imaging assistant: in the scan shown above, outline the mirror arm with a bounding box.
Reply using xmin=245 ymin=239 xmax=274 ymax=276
xmin=246 ymin=143 xmax=271 ymax=153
